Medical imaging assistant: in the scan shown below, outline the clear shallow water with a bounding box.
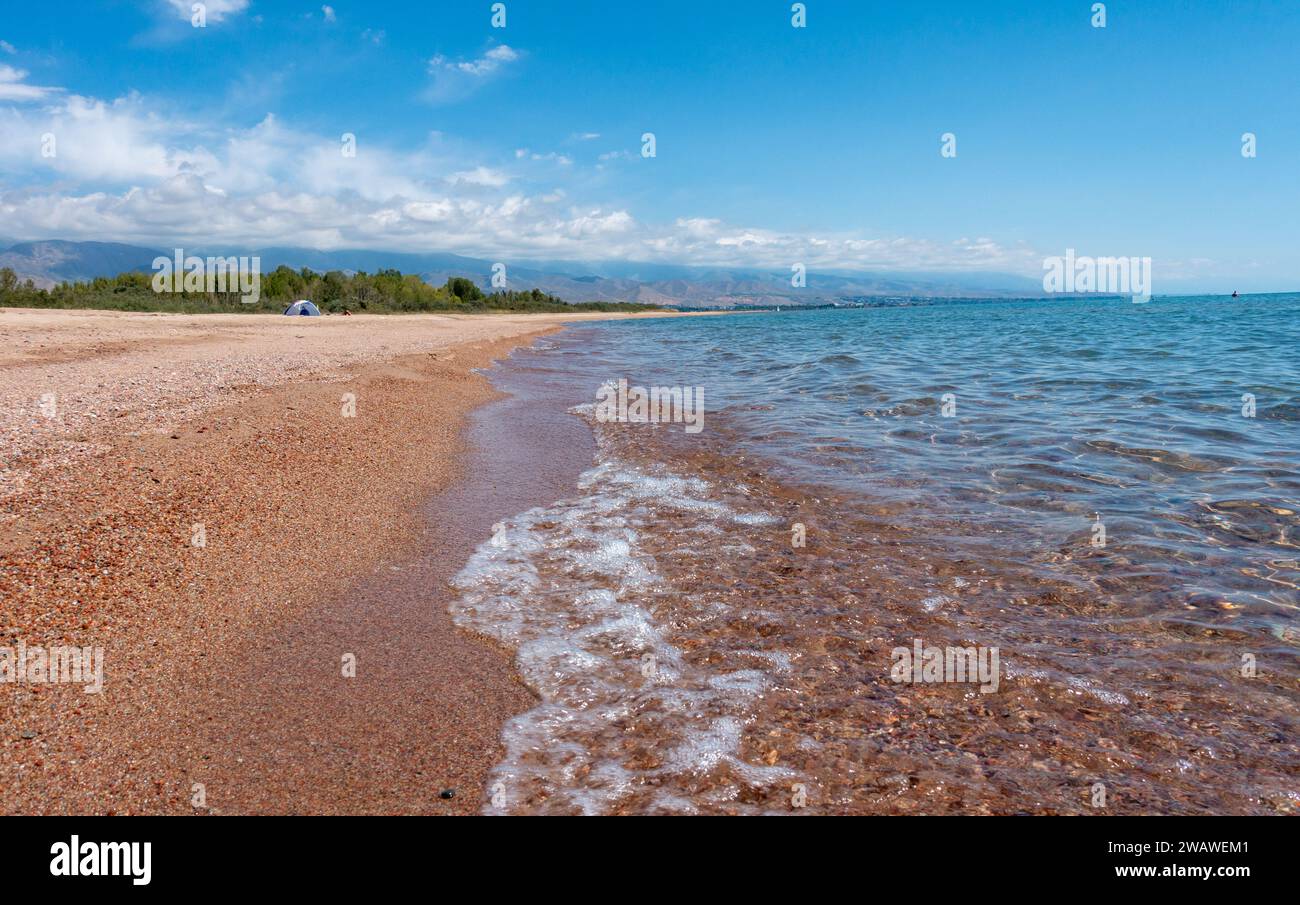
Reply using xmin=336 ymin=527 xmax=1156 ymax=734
xmin=563 ymin=296 xmax=1300 ymax=625
xmin=452 ymin=296 xmax=1299 ymax=815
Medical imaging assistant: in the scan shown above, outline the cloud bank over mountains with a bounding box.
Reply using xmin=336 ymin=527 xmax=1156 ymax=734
xmin=0 ymin=37 xmax=1041 ymax=276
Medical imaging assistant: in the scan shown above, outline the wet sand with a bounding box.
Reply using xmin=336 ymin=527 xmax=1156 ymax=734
xmin=0 ymin=307 xmax=680 ymax=814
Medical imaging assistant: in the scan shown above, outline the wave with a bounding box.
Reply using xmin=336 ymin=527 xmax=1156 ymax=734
xmin=450 ymin=447 xmax=793 ymax=815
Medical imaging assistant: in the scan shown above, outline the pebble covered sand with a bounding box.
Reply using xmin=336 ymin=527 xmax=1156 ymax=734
xmin=0 ymin=306 xmax=664 ymax=814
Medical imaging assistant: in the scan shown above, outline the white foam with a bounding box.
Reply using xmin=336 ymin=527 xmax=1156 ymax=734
xmin=732 ymin=511 xmax=782 ymax=525
xmin=449 ymin=452 xmax=795 ymax=814
xmin=1002 ymin=662 xmax=1131 ymax=707
xmin=1065 ymin=675 xmax=1131 ymax=706
xmin=921 ymin=594 xmax=951 ymax=612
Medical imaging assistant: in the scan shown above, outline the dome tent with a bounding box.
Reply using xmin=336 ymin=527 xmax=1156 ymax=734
xmin=283 ymin=300 xmax=322 ymax=316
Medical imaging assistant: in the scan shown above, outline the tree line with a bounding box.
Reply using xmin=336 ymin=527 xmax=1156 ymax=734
xmin=0 ymin=265 xmax=660 ymax=314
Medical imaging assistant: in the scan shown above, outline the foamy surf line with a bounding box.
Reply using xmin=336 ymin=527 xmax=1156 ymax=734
xmin=448 ymin=407 xmax=792 ymax=815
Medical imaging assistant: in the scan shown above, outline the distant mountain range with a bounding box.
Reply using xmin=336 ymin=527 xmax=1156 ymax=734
xmin=0 ymin=239 xmax=1051 ymax=307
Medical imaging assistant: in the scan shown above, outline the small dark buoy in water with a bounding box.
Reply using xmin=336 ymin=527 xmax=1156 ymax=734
xmin=439 ymin=788 xmax=456 ymax=800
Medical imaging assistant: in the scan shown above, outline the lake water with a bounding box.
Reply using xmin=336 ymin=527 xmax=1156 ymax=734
xmin=452 ymin=296 xmax=1299 ymax=814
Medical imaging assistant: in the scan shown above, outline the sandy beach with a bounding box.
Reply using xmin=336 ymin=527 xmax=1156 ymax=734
xmin=0 ymin=307 xmax=680 ymax=814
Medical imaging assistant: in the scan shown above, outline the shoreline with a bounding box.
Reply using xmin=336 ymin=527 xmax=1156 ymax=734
xmin=13 ymin=305 xmax=1289 ymax=814
xmin=0 ymin=307 xmax=672 ymax=813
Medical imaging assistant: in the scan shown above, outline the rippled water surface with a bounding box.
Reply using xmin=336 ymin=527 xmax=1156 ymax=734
xmin=452 ymin=296 xmax=1299 ymax=814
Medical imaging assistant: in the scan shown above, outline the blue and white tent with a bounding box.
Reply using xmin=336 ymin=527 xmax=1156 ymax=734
xmin=283 ymin=300 xmax=322 ymax=316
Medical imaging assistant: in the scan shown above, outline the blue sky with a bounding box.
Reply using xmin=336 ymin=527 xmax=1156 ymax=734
xmin=1 ymin=0 xmax=1297 ymax=290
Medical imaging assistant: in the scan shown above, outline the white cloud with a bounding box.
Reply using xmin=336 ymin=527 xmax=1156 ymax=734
xmin=427 ymin=45 xmax=519 ymax=77
xmin=0 ymin=92 xmax=211 ymax=179
xmin=451 ymin=44 xmax=518 ymax=76
xmin=0 ymin=182 xmax=1040 ymax=273
xmin=321 ymin=5 xmax=336 ymax=23
xmin=513 ymin=148 xmax=572 ymax=165
xmin=448 ymin=166 xmax=510 ymax=188
xmin=0 ymin=65 xmax=60 ymax=102
xmin=0 ymin=40 xmax=16 ymax=55
xmin=163 ymin=0 xmax=249 ymax=23
xmin=425 ymin=45 xmax=521 ymax=103
xmin=0 ymin=85 xmax=1042 ymax=273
